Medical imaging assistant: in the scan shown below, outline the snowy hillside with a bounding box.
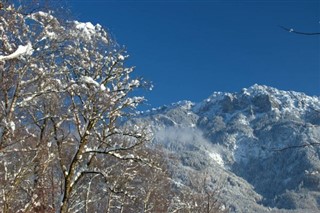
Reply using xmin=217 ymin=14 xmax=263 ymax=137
xmin=133 ymin=85 xmax=320 ymax=213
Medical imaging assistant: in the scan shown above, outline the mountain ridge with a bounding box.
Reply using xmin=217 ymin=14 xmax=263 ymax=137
xmin=138 ymin=84 xmax=319 ymax=117
xmin=132 ymin=84 xmax=320 ymax=212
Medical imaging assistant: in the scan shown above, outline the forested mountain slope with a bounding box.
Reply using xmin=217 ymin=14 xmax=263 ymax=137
xmin=134 ymin=85 xmax=320 ymax=212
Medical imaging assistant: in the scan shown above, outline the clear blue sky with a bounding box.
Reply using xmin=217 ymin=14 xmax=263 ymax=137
xmin=68 ymin=0 xmax=320 ymax=108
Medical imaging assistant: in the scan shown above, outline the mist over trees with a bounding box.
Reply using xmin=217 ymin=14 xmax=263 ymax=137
xmin=0 ymin=1 xmax=224 ymax=212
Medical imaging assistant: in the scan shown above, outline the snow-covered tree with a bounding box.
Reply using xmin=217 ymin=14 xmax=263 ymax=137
xmin=0 ymin=1 xmax=156 ymax=212
xmin=0 ymin=1 xmax=226 ymax=213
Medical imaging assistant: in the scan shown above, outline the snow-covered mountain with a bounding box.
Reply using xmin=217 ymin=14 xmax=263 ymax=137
xmin=133 ymin=84 xmax=320 ymax=213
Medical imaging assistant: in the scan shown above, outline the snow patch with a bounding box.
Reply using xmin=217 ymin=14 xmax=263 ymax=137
xmin=0 ymin=42 xmax=33 ymax=61
xmin=79 ymin=76 xmax=100 ymax=87
xmin=9 ymin=121 xmax=15 ymax=132
xmin=209 ymin=152 xmax=224 ymax=167
xmin=73 ymin=21 xmax=102 ymax=40
xmin=118 ymin=54 xmax=125 ymax=60
xmin=100 ymin=84 xmax=106 ymax=91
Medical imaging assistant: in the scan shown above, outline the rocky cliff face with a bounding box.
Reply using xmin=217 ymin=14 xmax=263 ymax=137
xmin=133 ymin=85 xmax=320 ymax=212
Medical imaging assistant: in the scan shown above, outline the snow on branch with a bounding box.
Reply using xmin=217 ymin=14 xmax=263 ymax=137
xmin=79 ymin=76 xmax=100 ymax=87
xmin=72 ymin=21 xmax=108 ymax=42
xmin=0 ymin=42 xmax=33 ymax=61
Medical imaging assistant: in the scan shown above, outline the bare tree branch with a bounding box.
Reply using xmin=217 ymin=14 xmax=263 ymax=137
xmin=280 ymin=25 xmax=320 ymax=35
xmin=273 ymin=142 xmax=320 ymax=151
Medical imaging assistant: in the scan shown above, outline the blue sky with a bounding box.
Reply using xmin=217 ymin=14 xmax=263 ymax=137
xmin=69 ymin=0 xmax=320 ymax=108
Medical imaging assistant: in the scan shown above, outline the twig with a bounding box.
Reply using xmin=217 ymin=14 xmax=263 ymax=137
xmin=273 ymin=142 xmax=320 ymax=151
xmin=279 ymin=26 xmax=320 ymax=36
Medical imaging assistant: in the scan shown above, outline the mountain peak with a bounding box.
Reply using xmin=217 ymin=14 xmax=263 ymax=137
xmin=194 ymin=84 xmax=320 ymax=117
xmin=244 ymin=84 xmax=276 ymax=95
